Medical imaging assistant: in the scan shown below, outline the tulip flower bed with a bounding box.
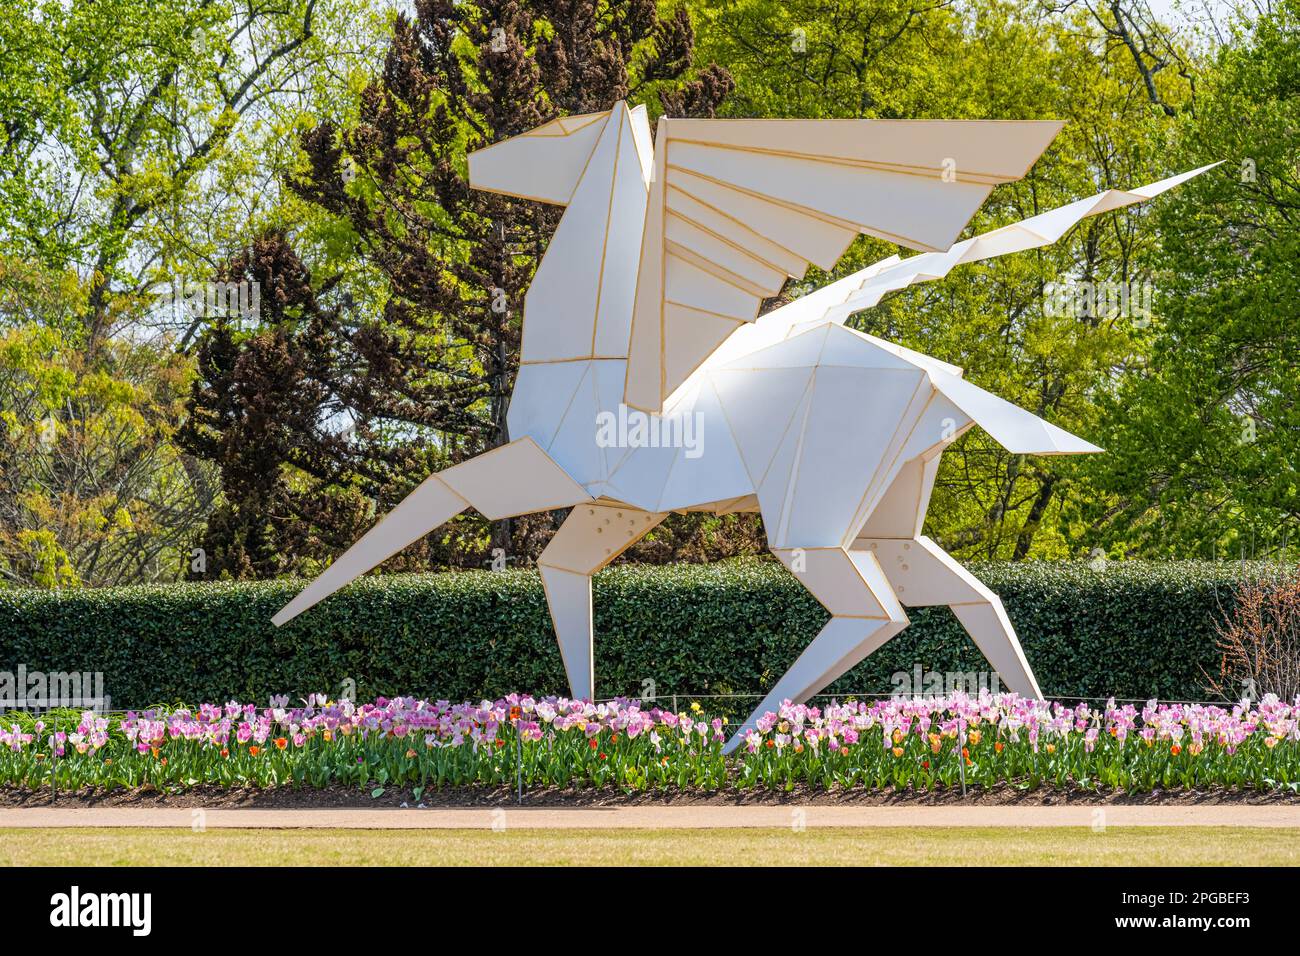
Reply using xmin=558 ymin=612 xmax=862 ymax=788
xmin=2 ymin=692 xmax=1300 ymax=797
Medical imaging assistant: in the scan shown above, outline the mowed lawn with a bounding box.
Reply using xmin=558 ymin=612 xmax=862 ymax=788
xmin=3 ymin=826 xmax=1299 ymax=866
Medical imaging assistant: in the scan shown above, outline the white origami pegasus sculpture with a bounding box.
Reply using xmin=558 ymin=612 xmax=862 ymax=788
xmin=274 ymin=102 xmax=1212 ymax=749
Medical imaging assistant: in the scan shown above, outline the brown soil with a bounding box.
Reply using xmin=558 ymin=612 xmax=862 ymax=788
xmin=2 ymin=783 xmax=1298 ymax=810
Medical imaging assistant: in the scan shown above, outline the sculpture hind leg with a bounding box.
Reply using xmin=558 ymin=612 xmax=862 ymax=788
xmin=854 ymin=535 xmax=1042 ymax=699
xmin=725 ymin=546 xmax=909 ymax=753
xmin=853 ymin=450 xmax=1042 ymax=699
xmin=273 ymin=437 xmax=592 ymax=626
xmin=539 ymin=503 xmax=667 ymax=700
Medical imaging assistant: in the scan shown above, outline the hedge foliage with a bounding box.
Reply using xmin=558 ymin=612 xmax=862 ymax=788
xmin=0 ymin=559 xmax=1276 ymax=710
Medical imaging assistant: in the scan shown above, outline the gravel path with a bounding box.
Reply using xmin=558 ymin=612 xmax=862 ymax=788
xmin=3 ymin=804 xmax=1299 ymax=829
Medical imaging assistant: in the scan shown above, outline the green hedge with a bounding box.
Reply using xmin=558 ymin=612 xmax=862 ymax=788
xmin=0 ymin=559 xmax=1268 ymax=710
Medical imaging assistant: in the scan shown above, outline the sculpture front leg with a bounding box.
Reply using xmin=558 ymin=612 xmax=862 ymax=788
xmin=539 ymin=503 xmax=666 ymax=700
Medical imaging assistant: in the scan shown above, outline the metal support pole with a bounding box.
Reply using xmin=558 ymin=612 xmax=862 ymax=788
xmin=50 ymin=712 xmax=57 ymax=804
xmin=957 ymin=716 xmax=967 ymax=798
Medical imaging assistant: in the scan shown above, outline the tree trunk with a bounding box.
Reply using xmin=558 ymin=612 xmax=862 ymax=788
xmin=1013 ymin=475 xmax=1058 ymax=561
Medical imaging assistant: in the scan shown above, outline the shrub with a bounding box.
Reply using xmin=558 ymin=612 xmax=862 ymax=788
xmin=1206 ymin=567 xmax=1300 ymax=702
xmin=0 ymin=559 xmax=1274 ymax=709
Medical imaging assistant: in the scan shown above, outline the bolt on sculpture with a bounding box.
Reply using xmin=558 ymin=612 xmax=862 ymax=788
xmin=273 ymin=102 xmax=1213 ymax=750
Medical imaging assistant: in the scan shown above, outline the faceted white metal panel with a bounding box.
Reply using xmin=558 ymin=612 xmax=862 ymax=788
xmin=467 ymin=111 xmax=609 ymax=206
xmin=540 ymin=503 xmax=668 ymax=699
xmin=507 ymin=361 xmax=589 ymax=450
xmin=539 ymin=566 xmax=598 ymax=700
xmin=520 ymin=105 xmax=651 ymax=362
xmin=438 ymin=437 xmax=592 ymax=520
xmin=856 ymin=455 xmax=944 ymax=540
xmin=771 ymin=548 xmax=896 ymax=618
xmin=927 ymin=368 xmax=1103 ymax=455
xmin=655 ymin=379 xmax=751 ymax=513
xmin=769 ymin=366 xmax=927 ymax=548
xmin=544 ymin=363 xmax=606 ymax=488
xmin=710 ymin=365 xmax=815 ymax=485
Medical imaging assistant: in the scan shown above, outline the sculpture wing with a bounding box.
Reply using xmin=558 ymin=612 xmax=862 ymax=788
xmin=622 ymin=118 xmax=1065 ymax=412
xmin=769 ymin=163 xmax=1221 ymax=339
xmin=705 ymin=163 xmax=1218 ymax=457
